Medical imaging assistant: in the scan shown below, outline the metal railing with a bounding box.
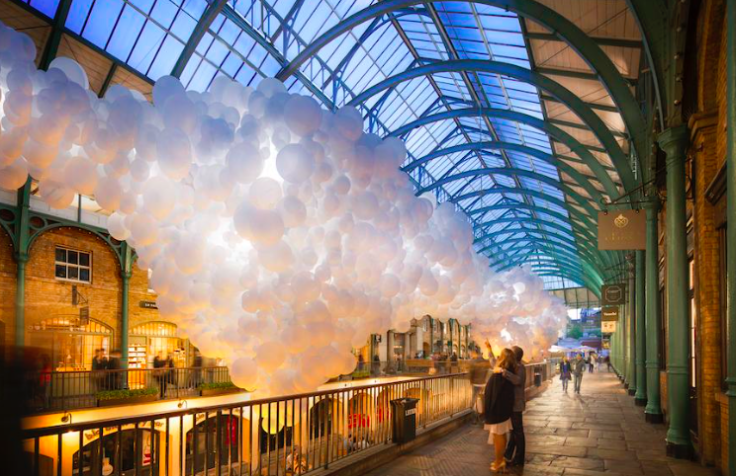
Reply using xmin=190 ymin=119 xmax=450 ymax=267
xmin=26 ymin=367 xmax=232 ymax=413
xmin=22 ymin=372 xmax=472 ymax=476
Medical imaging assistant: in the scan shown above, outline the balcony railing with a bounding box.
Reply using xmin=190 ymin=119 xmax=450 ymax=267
xmin=21 ymin=361 xmax=557 ymax=476
xmin=26 ymin=367 xmax=232 ymax=413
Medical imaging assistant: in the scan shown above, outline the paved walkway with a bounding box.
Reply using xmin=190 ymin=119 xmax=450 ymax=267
xmin=365 ymin=369 xmax=719 ymax=476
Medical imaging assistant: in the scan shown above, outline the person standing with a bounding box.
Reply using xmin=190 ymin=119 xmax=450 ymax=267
xmin=573 ymin=354 xmax=585 ymax=394
xmin=559 ymin=356 xmax=572 ymax=392
xmin=483 ymin=349 xmax=517 ymax=473
xmin=502 ymin=346 xmax=526 ymax=468
xmin=588 ymin=353 xmax=595 ymax=373
xmin=91 ymin=348 xmax=108 ymax=391
xmin=153 ymin=352 xmax=167 ymax=398
xmin=107 ymin=350 xmax=122 ymax=390
xmin=468 ymin=349 xmax=490 ymax=421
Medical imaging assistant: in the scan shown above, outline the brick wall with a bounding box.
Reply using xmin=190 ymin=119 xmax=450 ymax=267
xmin=25 ymin=227 xmax=124 ymax=348
xmin=2 ymin=225 xmax=174 ymax=358
xmin=690 ymin=113 xmax=722 ymax=465
xmin=690 ymin=0 xmax=727 ymax=471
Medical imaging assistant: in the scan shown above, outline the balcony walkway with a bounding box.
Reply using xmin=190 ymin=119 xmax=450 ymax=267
xmin=366 ymin=369 xmax=719 ymax=476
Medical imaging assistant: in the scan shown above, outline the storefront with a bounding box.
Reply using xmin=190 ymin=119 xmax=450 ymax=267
xmin=128 ymin=321 xmax=190 ymax=369
xmin=28 ymin=316 xmax=112 ymax=371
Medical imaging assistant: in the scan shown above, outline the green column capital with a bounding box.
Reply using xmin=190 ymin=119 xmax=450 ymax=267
xmin=657 ymin=125 xmax=690 ymax=156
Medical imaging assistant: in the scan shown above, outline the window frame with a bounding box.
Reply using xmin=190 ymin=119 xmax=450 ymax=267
xmin=55 ymin=246 xmax=93 ymax=284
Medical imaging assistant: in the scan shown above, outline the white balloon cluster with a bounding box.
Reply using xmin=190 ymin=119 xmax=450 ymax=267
xmin=0 ymin=23 xmax=567 ymax=396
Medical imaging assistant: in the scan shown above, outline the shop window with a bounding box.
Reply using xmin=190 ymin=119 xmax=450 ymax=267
xmin=29 ymin=317 xmax=112 ymax=371
xmin=55 ymin=247 xmax=91 ymax=283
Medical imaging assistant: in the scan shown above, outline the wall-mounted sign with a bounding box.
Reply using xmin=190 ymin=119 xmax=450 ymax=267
xmin=601 ymin=321 xmax=618 ymax=333
xmin=598 ymin=210 xmax=646 ymax=250
xmin=601 ymin=284 xmax=626 ymax=306
xmin=601 ymin=306 xmax=620 ymax=322
xmin=139 ymin=301 xmax=158 ymax=309
xmin=79 ymin=306 xmax=90 ymax=325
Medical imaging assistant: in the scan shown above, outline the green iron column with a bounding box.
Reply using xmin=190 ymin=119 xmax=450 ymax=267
xmin=120 ymin=242 xmax=132 ymax=369
xmin=14 ymin=180 xmax=31 ymax=348
xmin=635 ymin=250 xmax=647 ymax=405
xmin=619 ymin=296 xmax=631 ymax=388
xmin=725 ymin=0 xmax=736 ymax=472
xmin=658 ymin=125 xmax=691 ymax=458
xmin=627 ymin=262 xmax=636 ymax=395
xmin=644 ymin=198 xmax=663 ymax=422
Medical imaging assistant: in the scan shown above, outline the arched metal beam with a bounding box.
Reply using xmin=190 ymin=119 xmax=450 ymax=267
xmin=391 ymin=107 xmax=624 ymax=195
xmin=454 ymin=186 xmax=597 ymax=221
xmin=470 ymin=203 xmax=594 ymax=235
xmin=417 ymin=167 xmax=598 ymax=221
xmin=349 ymin=60 xmax=632 ymax=189
xmin=492 ymin=251 xmax=600 ymax=284
xmin=480 ymin=231 xmax=603 ymax=272
xmin=482 ymin=237 xmax=590 ymax=267
xmin=535 ymin=272 xmax=602 ymax=295
xmin=475 ymin=227 xmax=609 ymax=269
xmin=491 ymin=246 xmax=598 ymax=280
xmin=506 ymin=260 xmax=602 ymax=289
xmin=275 ymin=0 xmax=646 ymax=182
xmin=459 ymin=187 xmax=596 ymax=230
xmin=404 ymin=140 xmax=608 ymax=202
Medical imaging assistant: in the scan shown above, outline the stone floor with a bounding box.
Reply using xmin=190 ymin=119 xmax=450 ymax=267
xmin=364 ymin=369 xmax=720 ymax=476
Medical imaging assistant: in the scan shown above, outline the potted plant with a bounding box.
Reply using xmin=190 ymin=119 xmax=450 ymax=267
xmin=96 ymin=387 xmax=158 ymax=407
xmin=198 ymin=381 xmax=242 ymax=396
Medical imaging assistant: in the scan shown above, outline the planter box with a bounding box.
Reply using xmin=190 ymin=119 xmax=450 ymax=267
xmin=200 ymin=387 xmax=241 ymax=397
xmin=98 ymin=395 xmax=158 ymax=407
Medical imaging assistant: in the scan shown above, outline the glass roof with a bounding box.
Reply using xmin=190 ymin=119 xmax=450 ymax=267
xmin=12 ymin=0 xmax=641 ymax=290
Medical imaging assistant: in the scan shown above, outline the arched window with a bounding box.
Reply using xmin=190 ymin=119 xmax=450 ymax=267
xmin=29 ymin=317 xmax=112 ymax=371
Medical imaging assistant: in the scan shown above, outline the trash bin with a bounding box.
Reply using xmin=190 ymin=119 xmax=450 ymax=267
xmin=534 ymin=372 xmax=542 ymax=387
xmin=391 ymin=397 xmax=420 ymax=443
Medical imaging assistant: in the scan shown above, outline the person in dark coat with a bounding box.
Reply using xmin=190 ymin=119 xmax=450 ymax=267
xmin=153 ymin=352 xmax=167 ymax=398
xmin=484 ymin=348 xmax=517 ymax=473
xmin=107 ymin=350 xmax=123 ymax=390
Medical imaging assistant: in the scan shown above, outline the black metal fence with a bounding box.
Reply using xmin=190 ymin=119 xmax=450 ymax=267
xmin=21 ymin=361 xmax=557 ymax=476
xmin=22 ymin=372 xmax=473 ymax=476
xmin=27 ymin=367 xmax=231 ymax=413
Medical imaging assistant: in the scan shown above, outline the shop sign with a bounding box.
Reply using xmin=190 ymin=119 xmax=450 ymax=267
xmin=601 ymin=306 xmax=619 ymax=322
xmin=601 ymin=284 xmax=626 ymax=306
xmin=601 ymin=321 xmax=617 ymax=333
xmin=139 ymin=300 xmax=158 ymax=309
xmin=598 ymin=210 xmax=646 ymax=250
xmin=79 ymin=306 xmax=90 ymax=325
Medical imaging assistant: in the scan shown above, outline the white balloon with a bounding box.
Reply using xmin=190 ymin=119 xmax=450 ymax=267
xmin=276 ymin=144 xmax=314 ymax=183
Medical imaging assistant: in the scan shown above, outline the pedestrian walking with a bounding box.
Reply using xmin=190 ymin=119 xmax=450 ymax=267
xmin=502 ymin=346 xmax=526 ymax=468
xmin=573 ymin=354 xmax=585 ymax=394
xmin=559 ymin=355 xmax=572 ymax=392
xmin=588 ymin=353 xmax=595 ymax=373
xmin=483 ymin=348 xmax=517 ymax=473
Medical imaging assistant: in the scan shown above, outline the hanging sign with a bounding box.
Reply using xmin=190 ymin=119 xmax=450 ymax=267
xmin=601 ymin=306 xmax=619 ymax=322
xmin=601 ymin=284 xmax=626 ymax=306
xmin=598 ymin=210 xmax=646 ymax=250
xmin=601 ymin=321 xmax=618 ymax=333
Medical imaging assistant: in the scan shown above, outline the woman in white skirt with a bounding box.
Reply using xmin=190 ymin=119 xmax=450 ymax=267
xmin=483 ymin=348 xmax=517 ymax=472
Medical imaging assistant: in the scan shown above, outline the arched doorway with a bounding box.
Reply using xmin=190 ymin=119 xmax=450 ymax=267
xmin=29 ymin=317 xmax=112 ymax=371
xmin=129 ymin=321 xmax=189 ymax=369
xmin=185 ymin=414 xmax=241 ymax=474
xmin=72 ymin=428 xmax=157 ymax=476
